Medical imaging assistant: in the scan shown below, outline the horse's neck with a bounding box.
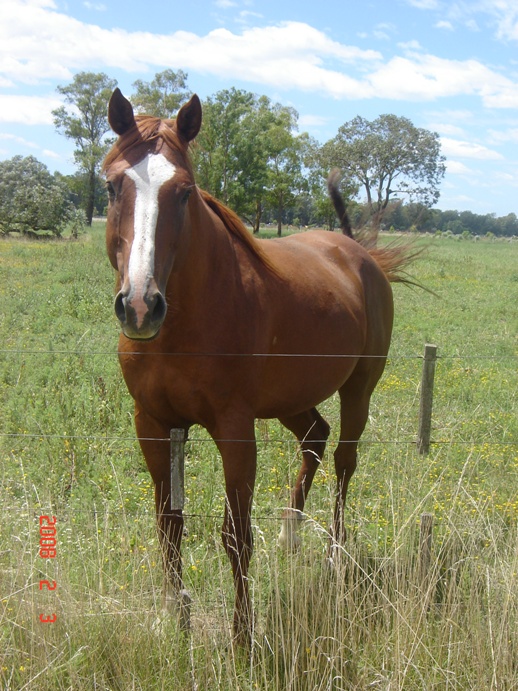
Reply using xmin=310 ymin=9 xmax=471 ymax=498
xmin=167 ymin=192 xmax=238 ymax=306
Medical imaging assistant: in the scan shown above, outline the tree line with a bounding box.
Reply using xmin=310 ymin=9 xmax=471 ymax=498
xmin=1 ymin=70 xmax=516 ymax=238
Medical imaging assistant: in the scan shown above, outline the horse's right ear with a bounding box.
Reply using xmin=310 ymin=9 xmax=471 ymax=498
xmin=176 ymin=94 xmax=202 ymax=143
xmin=108 ymin=88 xmax=136 ymax=135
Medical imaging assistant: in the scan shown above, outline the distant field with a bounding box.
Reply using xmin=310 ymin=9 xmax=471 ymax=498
xmin=0 ymin=226 xmax=517 ymax=689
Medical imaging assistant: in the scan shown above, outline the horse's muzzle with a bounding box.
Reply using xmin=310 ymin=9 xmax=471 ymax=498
xmin=114 ymin=289 xmax=167 ymax=340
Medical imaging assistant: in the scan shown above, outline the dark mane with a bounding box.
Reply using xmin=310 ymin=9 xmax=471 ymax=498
xmin=199 ymin=189 xmax=278 ymax=273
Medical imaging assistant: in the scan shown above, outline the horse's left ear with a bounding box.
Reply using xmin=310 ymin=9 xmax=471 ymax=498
xmin=176 ymin=94 xmax=202 ymax=143
xmin=108 ymin=88 xmax=136 ymax=136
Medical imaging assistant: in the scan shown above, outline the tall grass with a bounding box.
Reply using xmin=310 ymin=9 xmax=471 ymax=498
xmin=0 ymin=228 xmax=517 ymax=688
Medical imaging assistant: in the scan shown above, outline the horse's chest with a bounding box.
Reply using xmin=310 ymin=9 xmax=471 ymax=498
xmin=120 ymin=355 xmax=222 ymax=426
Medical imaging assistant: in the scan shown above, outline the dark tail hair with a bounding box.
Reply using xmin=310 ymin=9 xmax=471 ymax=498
xmin=327 ymin=168 xmax=353 ymax=238
xmin=328 ymin=169 xmax=424 ymax=287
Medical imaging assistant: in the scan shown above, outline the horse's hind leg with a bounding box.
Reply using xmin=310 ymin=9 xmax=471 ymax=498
xmin=333 ymin=360 xmax=386 ymax=545
xmin=278 ymin=408 xmax=330 ymax=549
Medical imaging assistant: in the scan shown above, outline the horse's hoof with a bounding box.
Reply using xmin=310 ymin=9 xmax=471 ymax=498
xmin=178 ymin=588 xmax=192 ymax=632
xmin=278 ymin=509 xmax=303 ymax=551
xmin=157 ymin=588 xmax=192 ymax=633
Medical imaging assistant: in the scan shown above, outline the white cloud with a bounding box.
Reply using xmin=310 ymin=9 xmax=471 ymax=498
xmin=0 ymin=132 xmax=38 ymax=148
xmin=406 ymin=0 xmax=439 ymax=8
xmin=0 ymin=95 xmax=63 ymax=125
xmin=488 ymin=127 xmax=518 ymax=144
xmin=440 ymin=137 xmax=504 ymax=160
xmin=83 ymin=1 xmax=107 ymax=10
xmin=428 ymin=122 xmax=466 ymax=136
xmin=367 ymin=53 xmax=518 ymax=106
xmin=1 ymin=0 xmax=518 ymax=117
xmin=41 ymin=148 xmax=60 ymax=159
xmin=299 ymin=114 xmax=329 ymax=127
xmin=435 ymin=20 xmax=454 ymax=30
xmin=445 ymin=160 xmax=476 ymax=175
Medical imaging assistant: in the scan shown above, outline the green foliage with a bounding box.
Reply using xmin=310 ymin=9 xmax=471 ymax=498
xmin=131 ymin=69 xmax=191 ymax=118
xmin=45 ymin=70 xmax=517 ymax=235
xmin=193 ymin=89 xmax=306 ymax=234
xmin=53 ymin=72 xmax=117 ymax=225
xmin=323 ymin=114 xmax=446 ymax=227
xmin=0 ymin=156 xmax=85 ymax=237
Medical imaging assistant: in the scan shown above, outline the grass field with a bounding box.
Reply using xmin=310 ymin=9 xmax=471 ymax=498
xmin=0 ymin=226 xmax=517 ymax=689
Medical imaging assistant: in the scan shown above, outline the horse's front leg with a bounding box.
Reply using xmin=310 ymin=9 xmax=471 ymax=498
xmin=213 ymin=417 xmax=257 ymax=646
xmin=134 ymin=405 xmax=189 ymax=621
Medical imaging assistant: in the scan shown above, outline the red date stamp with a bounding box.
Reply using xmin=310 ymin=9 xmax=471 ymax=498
xmin=38 ymin=515 xmax=57 ymax=623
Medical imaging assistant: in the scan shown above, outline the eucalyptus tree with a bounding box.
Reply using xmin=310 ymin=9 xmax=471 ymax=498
xmin=131 ymin=69 xmax=191 ymax=118
xmin=264 ymin=110 xmax=307 ymax=236
xmin=194 ymin=88 xmax=256 ymax=207
xmin=194 ymin=89 xmax=306 ymax=233
xmin=53 ymin=72 xmax=117 ymax=225
xmin=323 ymin=114 xmax=446 ymax=228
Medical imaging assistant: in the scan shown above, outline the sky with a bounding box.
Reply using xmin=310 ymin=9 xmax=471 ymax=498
xmin=1 ymin=0 xmax=518 ymax=217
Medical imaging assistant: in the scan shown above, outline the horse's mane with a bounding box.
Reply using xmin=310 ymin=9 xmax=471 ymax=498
xmin=198 ymin=189 xmax=277 ymax=272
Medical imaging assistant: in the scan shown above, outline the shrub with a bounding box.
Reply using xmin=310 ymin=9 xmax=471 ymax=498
xmin=0 ymin=155 xmax=85 ymax=237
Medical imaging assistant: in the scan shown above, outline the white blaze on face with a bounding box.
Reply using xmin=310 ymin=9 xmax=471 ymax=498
xmin=125 ymin=152 xmax=177 ymax=300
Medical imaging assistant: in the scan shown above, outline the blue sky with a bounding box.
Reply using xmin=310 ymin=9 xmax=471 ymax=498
xmin=2 ymin=0 xmax=518 ymax=216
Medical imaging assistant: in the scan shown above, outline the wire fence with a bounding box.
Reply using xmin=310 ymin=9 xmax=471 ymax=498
xmin=1 ymin=345 xmax=517 ymax=449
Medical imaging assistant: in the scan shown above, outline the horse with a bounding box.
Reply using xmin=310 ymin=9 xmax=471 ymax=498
xmin=103 ymin=88 xmax=414 ymax=645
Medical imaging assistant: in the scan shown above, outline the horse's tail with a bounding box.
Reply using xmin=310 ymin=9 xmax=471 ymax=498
xmin=327 ymin=168 xmax=353 ymax=238
xmin=327 ymin=169 xmax=421 ymax=286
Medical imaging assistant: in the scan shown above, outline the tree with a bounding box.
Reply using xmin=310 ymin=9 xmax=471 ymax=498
xmin=131 ymin=69 xmax=191 ymax=118
xmin=193 ymin=90 xmax=306 ymax=234
xmin=194 ymin=88 xmax=255 ymax=206
xmin=265 ymin=120 xmax=307 ymax=236
xmin=0 ymin=156 xmax=85 ymax=237
xmin=323 ymin=114 xmax=446 ymax=228
xmin=304 ymin=137 xmax=358 ymax=230
xmin=53 ymin=72 xmax=117 ymax=225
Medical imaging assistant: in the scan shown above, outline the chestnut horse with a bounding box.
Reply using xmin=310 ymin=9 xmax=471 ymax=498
xmin=103 ymin=88 xmax=413 ymax=644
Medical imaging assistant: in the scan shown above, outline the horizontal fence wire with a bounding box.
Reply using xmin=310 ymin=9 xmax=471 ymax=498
xmin=0 ymin=348 xmax=517 ymax=359
xmin=1 ymin=347 xmax=516 ymax=446
xmin=1 ymin=435 xmax=517 ymax=446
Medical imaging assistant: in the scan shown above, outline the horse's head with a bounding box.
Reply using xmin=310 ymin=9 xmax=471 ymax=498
xmin=104 ymin=88 xmax=202 ymax=340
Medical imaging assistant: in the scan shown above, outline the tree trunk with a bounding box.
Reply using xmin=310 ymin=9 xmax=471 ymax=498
xmin=85 ymin=168 xmax=95 ymax=226
xmin=253 ymin=199 xmax=262 ymax=234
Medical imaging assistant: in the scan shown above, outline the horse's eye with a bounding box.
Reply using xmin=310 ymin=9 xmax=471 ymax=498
xmin=182 ymin=188 xmax=192 ymax=204
xmin=106 ymin=181 xmax=116 ymax=202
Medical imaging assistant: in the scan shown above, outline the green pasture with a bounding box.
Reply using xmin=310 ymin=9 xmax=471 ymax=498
xmin=0 ymin=226 xmax=517 ymax=689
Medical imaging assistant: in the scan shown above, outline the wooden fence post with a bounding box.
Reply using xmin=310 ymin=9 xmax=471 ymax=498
xmin=170 ymin=428 xmax=185 ymax=512
xmin=417 ymin=343 xmax=437 ymax=455
xmin=169 ymin=428 xmax=191 ymax=631
xmin=418 ymin=512 xmax=434 ymax=586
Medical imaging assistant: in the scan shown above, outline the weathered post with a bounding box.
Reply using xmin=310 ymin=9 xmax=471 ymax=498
xmin=170 ymin=428 xmax=185 ymax=512
xmin=418 ymin=512 xmax=434 ymax=586
xmin=417 ymin=343 xmax=437 ymax=455
xmin=169 ymin=428 xmax=191 ymax=631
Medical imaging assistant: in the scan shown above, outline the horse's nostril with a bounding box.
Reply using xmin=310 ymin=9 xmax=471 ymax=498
xmin=149 ymin=292 xmax=167 ymax=323
xmin=114 ymin=291 xmax=126 ymax=324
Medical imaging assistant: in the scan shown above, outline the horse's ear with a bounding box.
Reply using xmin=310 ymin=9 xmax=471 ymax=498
xmin=108 ymin=88 xmax=136 ymax=136
xmin=176 ymin=94 xmax=202 ymax=143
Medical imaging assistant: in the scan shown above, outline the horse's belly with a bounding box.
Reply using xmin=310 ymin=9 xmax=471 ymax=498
xmin=254 ymin=355 xmax=357 ymax=418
